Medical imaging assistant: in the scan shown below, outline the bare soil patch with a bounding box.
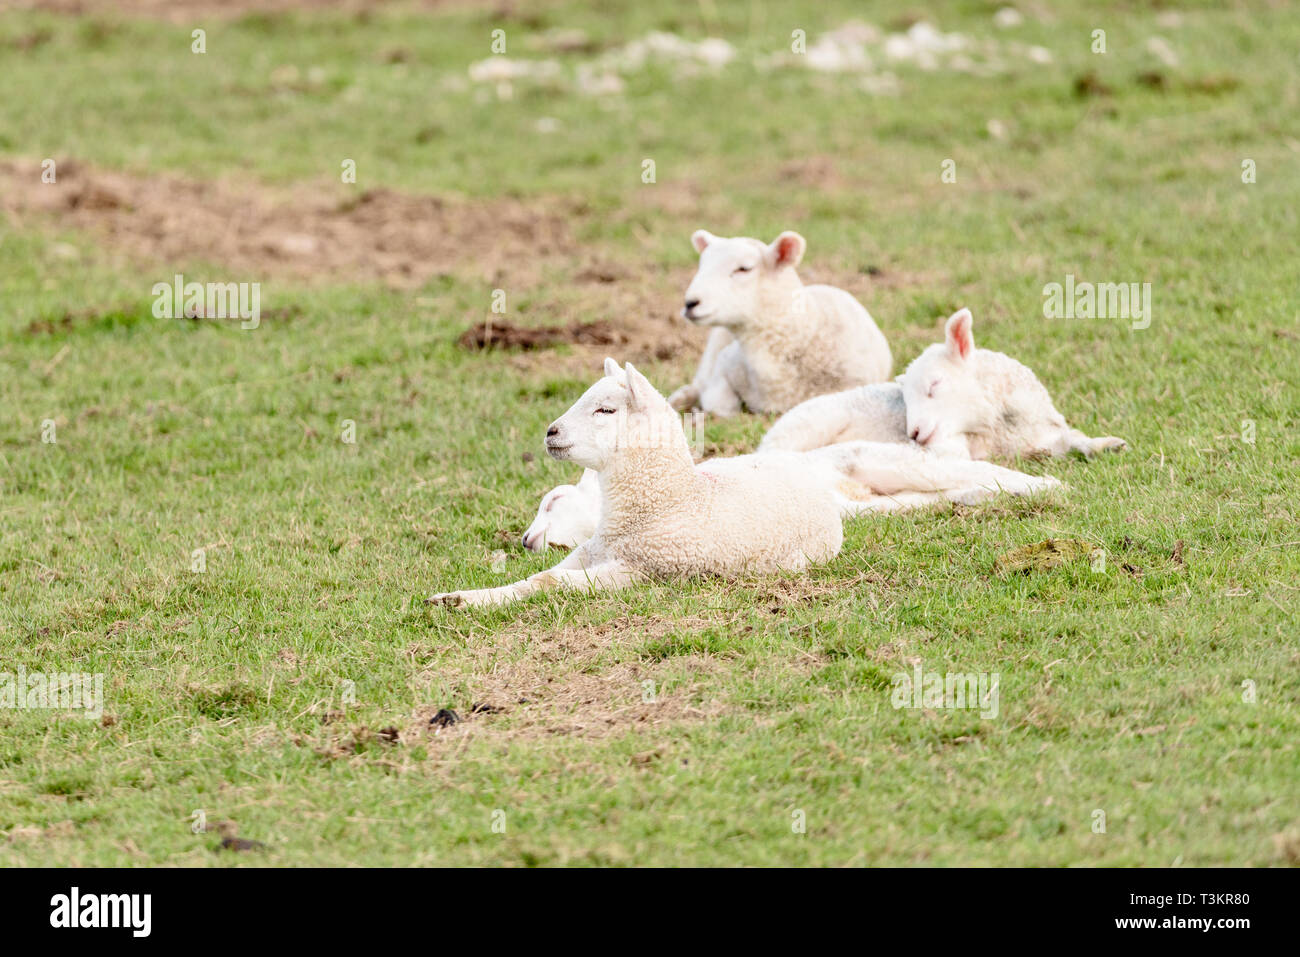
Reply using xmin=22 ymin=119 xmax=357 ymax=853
xmin=393 ymin=606 xmax=838 ymax=749
xmin=457 ymin=318 xmax=621 ymax=351
xmin=0 ymin=158 xmax=576 ymax=288
xmin=3 ymin=158 xmax=707 ymax=366
xmin=403 ymin=614 xmax=730 ymax=743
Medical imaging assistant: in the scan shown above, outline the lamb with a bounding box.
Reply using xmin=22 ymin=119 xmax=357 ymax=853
xmin=898 ymin=308 xmax=1127 ymax=460
xmin=760 ymin=307 xmax=1128 ymax=460
xmin=521 ymin=468 xmax=599 ymax=551
xmin=429 ymin=359 xmax=1060 ymax=608
xmin=666 ymin=229 xmax=892 ymax=416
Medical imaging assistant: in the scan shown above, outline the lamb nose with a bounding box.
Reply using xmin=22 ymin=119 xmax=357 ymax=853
xmin=684 ymin=298 xmax=701 ymax=310
xmin=909 ymin=427 xmax=921 ymax=441
xmin=546 ymin=426 xmax=559 ymax=438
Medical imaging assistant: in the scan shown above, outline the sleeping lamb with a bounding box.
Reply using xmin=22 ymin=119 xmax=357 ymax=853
xmin=760 ymin=307 xmax=1128 ymax=460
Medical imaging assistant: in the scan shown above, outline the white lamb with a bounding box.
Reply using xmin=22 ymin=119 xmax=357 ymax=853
xmin=667 ymin=229 xmax=892 ymax=416
xmin=760 ymin=307 xmax=1128 ymax=460
xmin=520 ymin=468 xmax=600 ymax=551
xmin=429 ymin=359 xmax=1060 ymax=608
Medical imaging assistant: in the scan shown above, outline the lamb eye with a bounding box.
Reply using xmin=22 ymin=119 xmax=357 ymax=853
xmin=595 ymin=407 xmax=616 ymax=415
xmin=927 ymin=380 xmax=941 ymax=397
xmin=733 ymin=265 xmax=753 ymax=274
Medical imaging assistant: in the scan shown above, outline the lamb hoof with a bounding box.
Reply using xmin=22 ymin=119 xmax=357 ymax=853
xmin=1006 ymin=475 xmax=1063 ymax=497
xmin=1077 ymin=436 xmax=1127 ymax=458
xmin=1095 ymin=436 xmax=1128 ymax=454
xmin=667 ymin=386 xmax=699 ymax=412
xmin=426 ymin=592 xmax=467 ymax=608
xmin=949 ymin=487 xmax=995 ymax=506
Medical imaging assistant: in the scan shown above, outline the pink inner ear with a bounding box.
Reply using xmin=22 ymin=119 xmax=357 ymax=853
xmin=948 ymin=312 xmax=974 ymax=359
xmin=776 ymin=236 xmax=798 ymax=265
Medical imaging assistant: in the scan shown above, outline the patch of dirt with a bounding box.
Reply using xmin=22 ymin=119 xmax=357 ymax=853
xmin=0 ymin=158 xmax=576 ymax=288
xmin=217 ymin=836 xmax=267 ymax=853
xmin=457 ymin=318 xmax=621 ymax=351
xmin=1135 ymin=70 xmax=1168 ymax=90
xmin=993 ymin=538 xmax=1100 ymax=576
xmin=6 ymin=27 xmax=54 ymax=50
xmin=1184 ymin=74 xmax=1240 ymax=95
xmin=568 ymin=268 xmax=703 ymax=365
xmin=1073 ymin=71 xmax=1113 ymax=98
xmin=572 ymin=262 xmax=630 ymax=284
xmin=311 ymin=722 xmax=405 ymax=758
xmin=488 ymin=267 xmax=707 ymax=374
xmin=3 ymin=158 xmax=709 ymax=368
xmin=405 ymin=614 xmax=730 ymax=742
xmin=1273 ymin=830 xmax=1300 ymax=865
xmin=5 ymin=821 xmax=75 ymax=843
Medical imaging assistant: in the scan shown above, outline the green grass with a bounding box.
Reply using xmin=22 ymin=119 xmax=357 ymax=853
xmin=1 ymin=0 xmax=1297 ymax=865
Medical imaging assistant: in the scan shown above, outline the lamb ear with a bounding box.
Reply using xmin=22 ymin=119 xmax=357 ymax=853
xmin=691 ymin=229 xmax=716 ymax=254
xmin=603 ymin=357 xmax=622 ymax=378
xmin=945 ymin=308 xmax=975 ymax=361
xmin=767 ymin=231 xmax=806 ymax=269
xmin=623 ymin=362 xmax=658 ymax=411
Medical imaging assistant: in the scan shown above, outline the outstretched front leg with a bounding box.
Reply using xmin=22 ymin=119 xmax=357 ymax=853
xmin=669 ymin=327 xmax=734 ymax=412
xmin=1030 ymin=424 xmax=1127 ymax=459
xmin=428 ymin=544 xmax=640 ymax=609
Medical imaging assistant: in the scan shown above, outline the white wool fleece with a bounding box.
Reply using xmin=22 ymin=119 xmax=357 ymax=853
xmin=668 ymin=229 xmax=892 ymax=416
xmin=429 ymin=358 xmax=845 ymax=607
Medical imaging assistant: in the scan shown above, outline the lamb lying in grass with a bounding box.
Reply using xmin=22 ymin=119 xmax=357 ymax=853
xmin=520 ymin=468 xmax=599 ymax=551
xmin=667 ymin=229 xmax=892 ymax=416
xmin=760 ymin=307 xmax=1128 ymax=460
xmin=431 ymin=359 xmax=1059 ymax=607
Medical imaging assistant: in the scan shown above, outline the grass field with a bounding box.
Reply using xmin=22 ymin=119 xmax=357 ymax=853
xmin=1 ymin=0 xmax=1297 ymax=866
